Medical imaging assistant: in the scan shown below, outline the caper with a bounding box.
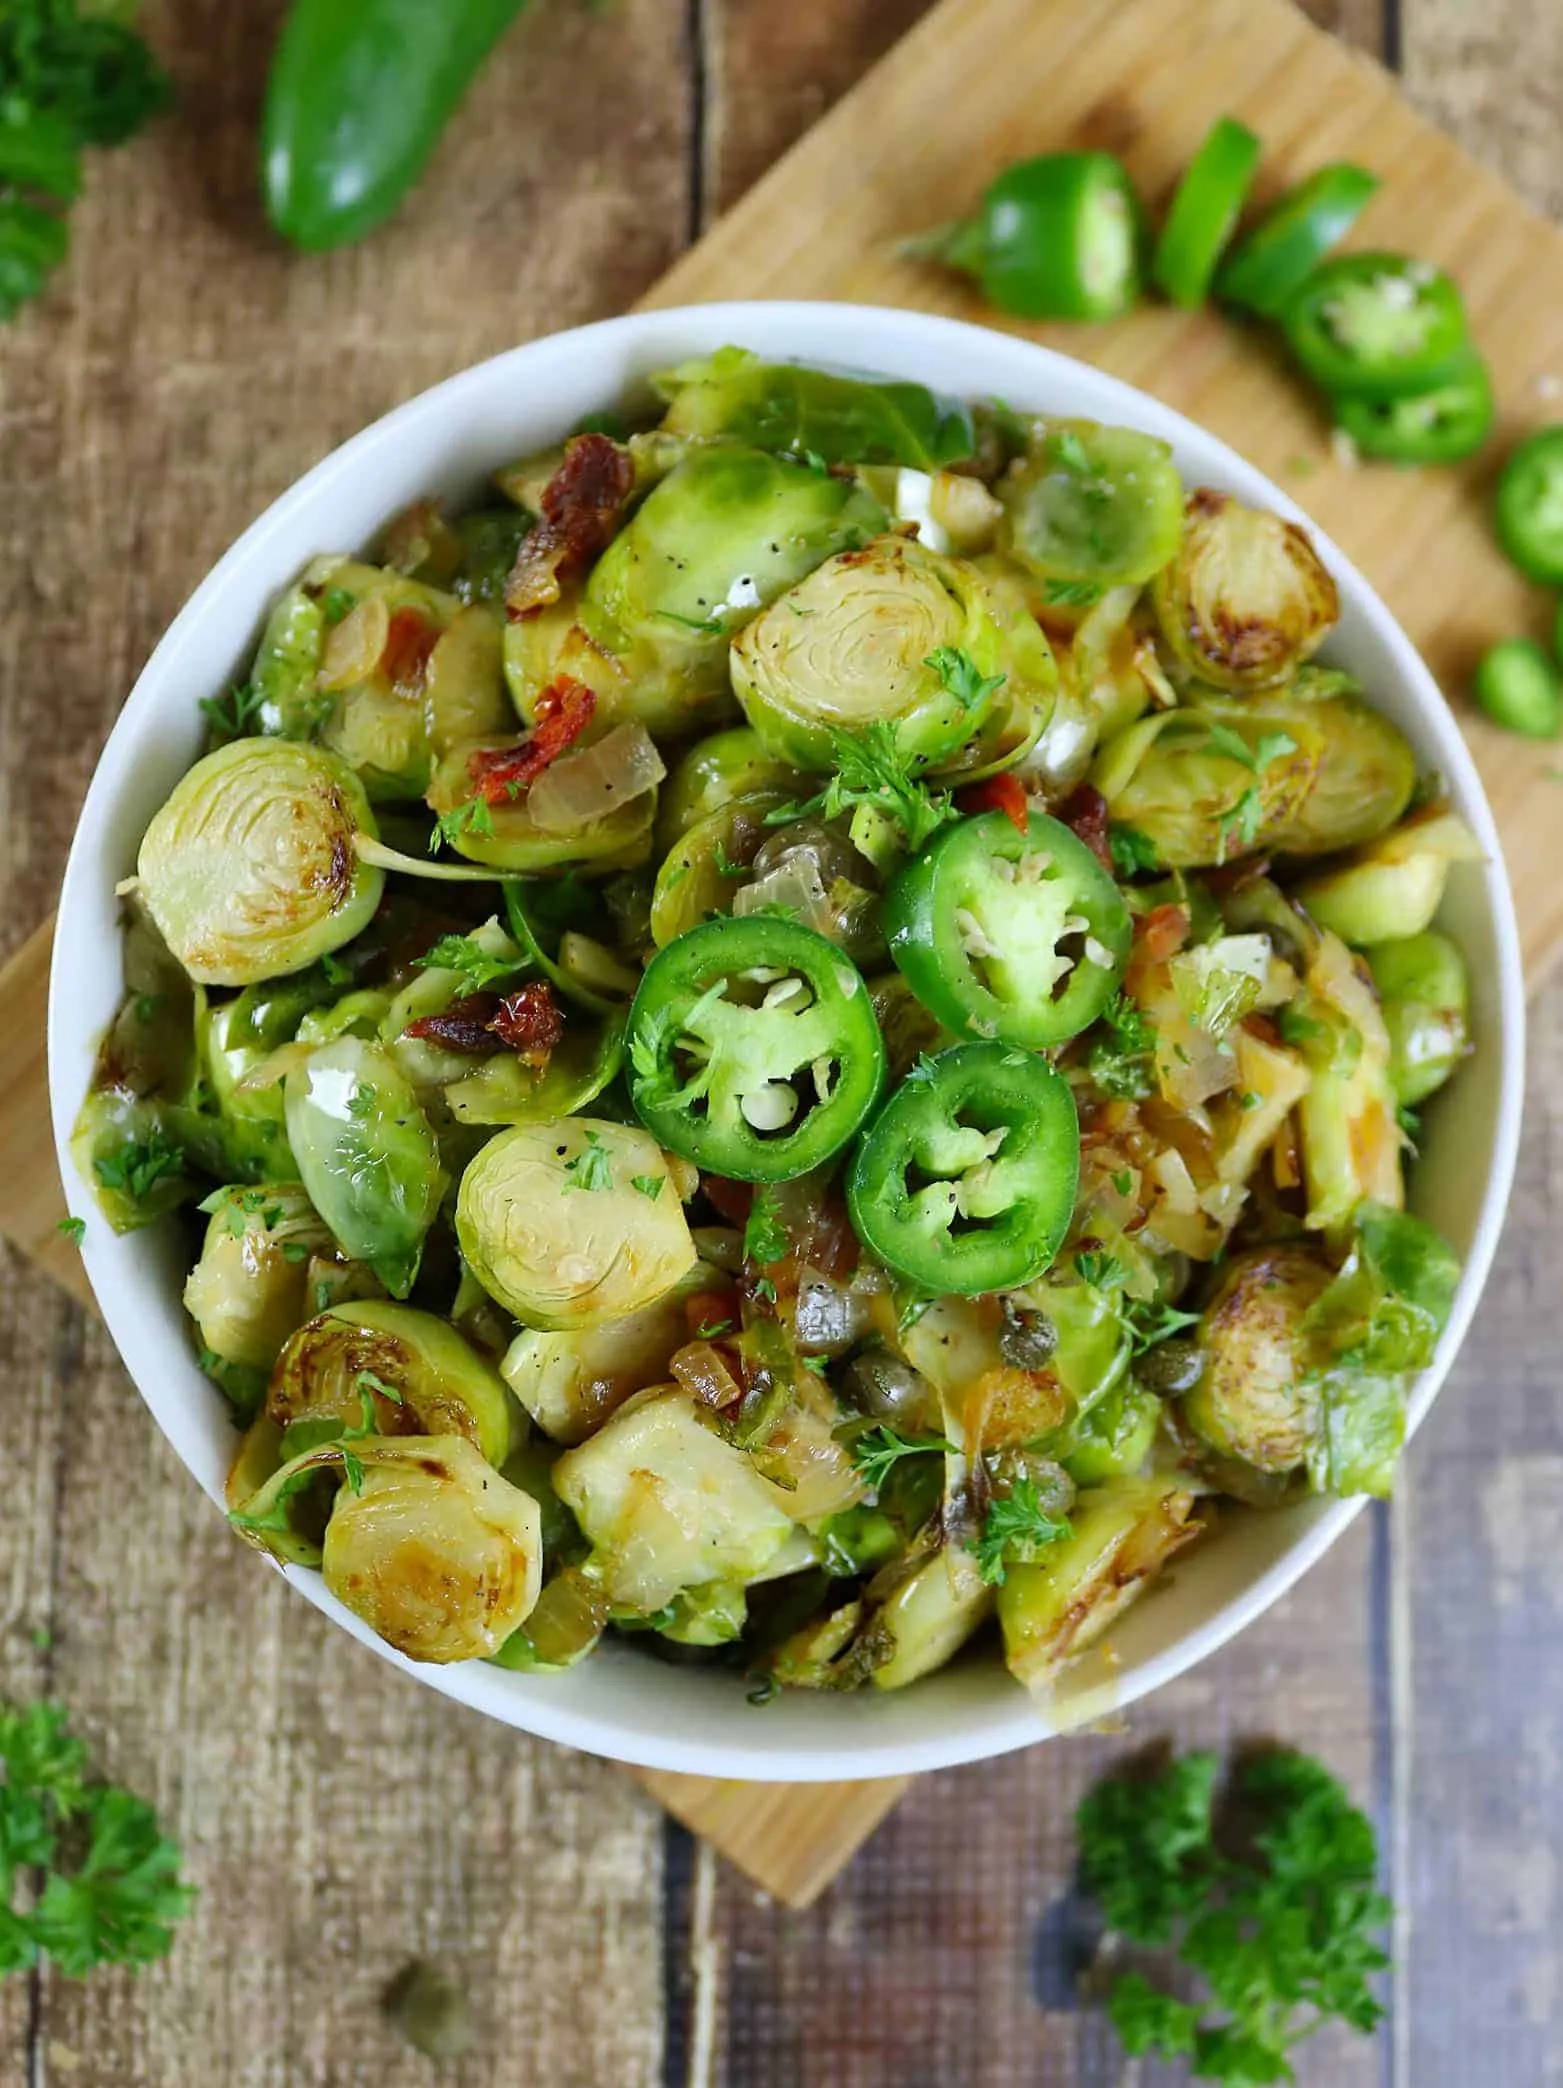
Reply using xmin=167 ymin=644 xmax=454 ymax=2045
xmin=841 ymin=1344 xmax=940 ymax=1430
xmin=384 ymin=1960 xmax=475 ymax=2060
xmin=998 ymin=1301 xmax=1058 ymax=1371
xmin=1137 ymin=1337 xmax=1205 ymax=1397
xmin=983 ymin=1447 xmax=1075 ymax=1515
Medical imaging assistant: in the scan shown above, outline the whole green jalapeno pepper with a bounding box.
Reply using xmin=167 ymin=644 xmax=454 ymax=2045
xmin=263 ymin=0 xmax=531 ymax=252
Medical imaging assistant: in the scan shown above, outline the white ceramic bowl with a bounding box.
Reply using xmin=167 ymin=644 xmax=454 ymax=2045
xmin=50 ymin=303 xmax=1525 ymax=1781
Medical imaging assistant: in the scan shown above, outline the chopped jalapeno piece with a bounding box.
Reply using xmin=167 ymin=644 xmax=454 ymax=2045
xmin=1334 ymin=352 xmax=1493 ymax=466
xmin=917 ymin=152 xmax=1143 ymax=321
xmin=846 ymin=1043 xmax=1079 ymax=1296
xmin=626 ymin=917 xmax=885 ymax=1182
xmin=1472 ymin=637 xmax=1562 ymax=739
xmin=1495 ymin=426 xmax=1563 ymax=583
xmin=884 ymin=810 xmax=1131 ymax=1048
xmin=1216 ymin=162 xmax=1380 ymax=316
xmin=1152 ymin=116 xmax=1261 ymax=309
xmin=1283 ymin=254 xmax=1469 ymax=399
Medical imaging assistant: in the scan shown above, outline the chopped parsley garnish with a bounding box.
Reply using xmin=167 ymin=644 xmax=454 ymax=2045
xmin=630 ymin=1173 xmax=664 ymax=1201
xmin=356 ymin=1370 xmax=404 ymax=1404
xmin=321 ymin=587 xmax=356 ymax=624
xmin=415 ymin=933 xmax=518 ymax=996
xmin=849 ymin=1423 xmax=954 ymax=1491
xmin=1073 ymin=1248 xmax=1127 ymax=1292
xmin=1088 ymin=990 xmax=1158 ymax=1100
xmin=198 ymin=681 xmax=264 ymax=742
xmin=56 ymin=1216 xmax=85 ymax=1246
xmin=564 ymin=1131 xmax=614 ymax=1193
xmin=1109 ymin=824 xmax=1160 ymax=876
xmin=767 ymin=722 xmax=958 ymax=853
xmin=924 ymin=645 xmax=1006 ymax=715
xmin=742 ymin=1187 xmax=789 ymax=1266
xmin=429 ymin=798 xmax=495 ymax=851
xmin=970 ymin=1478 xmax=1071 ymax=1585
xmin=93 ymin=1132 xmax=184 ymax=1204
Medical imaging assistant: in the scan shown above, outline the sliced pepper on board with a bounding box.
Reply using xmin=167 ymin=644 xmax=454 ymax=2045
xmin=1333 ymin=351 xmax=1493 ymax=467
xmin=915 ymin=152 xmax=1144 ymax=321
xmin=1495 ymin=425 xmax=1563 ymax=583
xmin=1152 ymin=115 xmax=1262 ymax=309
xmin=1282 ymin=253 xmax=1469 ymax=400
xmin=1215 ymin=162 xmax=1380 ymax=316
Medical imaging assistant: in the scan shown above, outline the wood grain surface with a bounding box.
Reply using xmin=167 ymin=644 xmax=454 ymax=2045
xmin=1 ymin=1 xmax=1559 ymax=2083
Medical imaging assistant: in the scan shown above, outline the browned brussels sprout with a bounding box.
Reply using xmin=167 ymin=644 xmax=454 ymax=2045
xmin=1182 ymin=1244 xmax=1336 ymax=1471
xmin=1151 ymin=491 xmax=1339 ymax=691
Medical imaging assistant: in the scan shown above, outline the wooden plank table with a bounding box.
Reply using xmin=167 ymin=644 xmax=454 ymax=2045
xmin=1 ymin=2 xmax=1558 ymax=2082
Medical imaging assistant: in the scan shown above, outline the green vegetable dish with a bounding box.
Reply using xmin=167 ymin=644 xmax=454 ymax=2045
xmin=74 ymin=349 xmax=1476 ymax=1705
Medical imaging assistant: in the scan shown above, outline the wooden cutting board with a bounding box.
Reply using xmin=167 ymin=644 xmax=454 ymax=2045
xmin=8 ymin=0 xmax=1563 ymax=1907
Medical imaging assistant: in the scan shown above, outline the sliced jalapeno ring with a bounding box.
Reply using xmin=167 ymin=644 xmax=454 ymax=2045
xmin=1334 ymin=351 xmax=1493 ymax=467
xmin=626 ymin=916 xmax=885 ymax=1182
xmin=1152 ymin=115 xmax=1262 ymax=310
xmin=884 ymin=810 xmax=1132 ymax=1049
xmin=928 ymin=152 xmax=1143 ymax=322
xmin=1215 ymin=162 xmax=1380 ymax=317
xmin=1495 ymin=425 xmax=1563 ymax=584
xmin=1283 ymin=253 xmax=1469 ymax=400
xmin=846 ymin=1042 xmax=1080 ymax=1297
xmin=1472 ymin=638 xmax=1562 ymax=740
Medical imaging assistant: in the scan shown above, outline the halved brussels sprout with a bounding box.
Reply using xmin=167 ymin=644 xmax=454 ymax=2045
xmin=1368 ymin=929 xmax=1471 ymax=1107
xmin=70 ymin=1087 xmax=202 ymax=1235
xmin=500 ymin=1286 xmax=696 ymax=1444
xmin=137 ymin=740 xmax=384 ymax=986
xmin=731 ymin=533 xmax=1047 ymax=769
xmin=444 ymin=1015 xmax=625 ymax=1128
xmin=1151 ymin=491 xmax=1339 ymax=691
xmin=1182 ymin=1244 xmax=1335 ymax=1471
xmin=551 ymin=1387 xmax=794 ymax=1613
xmin=492 ymin=1565 xmax=607 ymax=1672
xmin=864 ymin=1545 xmax=993 ymax=1692
xmin=547 ymin=446 xmax=887 ymax=736
xmin=269 ymin=1301 xmax=513 ymax=1466
xmin=243 ymin=580 xmax=331 ymax=741
xmin=425 ymin=739 xmax=657 ymax=874
xmin=1056 ymin=1380 xmax=1162 ymax=1486
xmin=656 ymin=728 xmax=808 ymax=852
xmin=1267 ymin=691 xmax=1420 ymax=860
xmin=649 ymin=790 xmax=791 ymax=947
xmin=1294 ymin=808 xmax=1483 ymax=946
xmin=197 ymin=995 xmax=298 ymax=1179
xmin=1292 ymin=932 xmax=1403 ymax=1233
xmin=996 ymin=1477 xmax=1200 ymax=1693
xmin=183 ymin=1184 xmax=337 ymax=1387
xmin=1097 ymin=704 xmax=1322 ymax=869
xmin=321 ymin=1436 xmax=542 ymax=1663
xmin=998 ymin=419 xmax=1186 ymax=588
xmin=650 ymin=347 xmax=978 ymax=470
xmin=456 ymin=1117 xmax=696 ymax=1329
xmin=284 ymin=1037 xmax=447 ymax=1297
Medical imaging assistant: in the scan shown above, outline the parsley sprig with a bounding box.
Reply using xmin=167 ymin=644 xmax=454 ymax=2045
xmin=924 ymin=646 xmax=1006 ymax=715
xmin=415 ymin=933 xmax=519 ymax=997
xmin=429 ymin=799 xmax=495 ymax=852
xmin=849 ymin=1423 xmax=954 ymax=1491
xmin=1206 ymin=724 xmax=1298 ymax=864
xmin=93 ymin=1131 xmax=184 ymax=1204
xmin=0 ymin=1700 xmax=193 ymax=1976
xmin=969 ymin=1477 xmax=1070 ymax=1584
xmin=1078 ymin=1746 xmax=1390 ymax=2085
xmin=1088 ymin=990 xmax=1157 ymax=1101
xmin=767 ymin=723 xmax=959 ymax=853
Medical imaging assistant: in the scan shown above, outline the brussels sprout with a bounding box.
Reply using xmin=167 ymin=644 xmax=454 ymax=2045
xmin=1182 ymin=1244 xmax=1334 ymax=1471
xmin=656 ymin=728 xmax=807 ymax=852
xmin=491 ymin=1565 xmax=607 ymax=1672
xmin=997 ymin=1477 xmax=1200 ymax=1692
xmin=243 ymin=580 xmax=331 ymax=741
xmin=1291 ymin=933 xmax=1403 ymax=1233
xmin=269 ymin=1301 xmax=513 ymax=1466
xmin=649 ymin=790 xmax=790 ymax=947
xmin=531 ymin=446 xmax=888 ymax=737
xmin=500 ymin=1286 xmax=695 ymax=1443
xmin=651 ymin=347 xmax=978 ymax=469
xmin=1056 ymin=1379 xmax=1162 ymax=1485
xmin=1293 ymin=808 xmax=1483 ymax=946
xmin=1096 ymin=704 xmax=1322 ymax=869
xmin=456 ymin=1117 xmax=696 ymax=1329
xmin=654 ymin=1580 xmax=750 ymax=1647
xmin=864 ymin=1545 xmax=993 ymax=1691
xmin=183 ymin=1184 xmax=337 ymax=1388
xmin=425 ymin=739 xmax=657 ymax=874
xmin=998 ymin=419 xmax=1187 ymax=588
xmin=137 ymin=740 xmax=384 ymax=986
xmin=1267 ymin=688 xmax=1415 ymax=866
xmin=731 ymin=533 xmax=1047 ymax=770
xmin=450 ymin=508 xmax=531 ymax=606
xmin=196 ymin=996 xmax=298 ymax=1180
xmin=552 ymin=1388 xmax=794 ymax=1613
xmin=320 ymin=1436 xmax=542 ymax=1663
xmin=1368 ymin=929 xmax=1471 ymax=1106
xmin=71 ymin=1087 xmax=202 ymax=1234
xmin=1151 ymin=491 xmax=1339 ymax=691
xmin=284 ymin=1037 xmax=447 ymax=1297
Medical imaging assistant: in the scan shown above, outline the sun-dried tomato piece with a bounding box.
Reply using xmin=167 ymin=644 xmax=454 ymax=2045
xmin=1054 ymin=782 xmax=1113 ymax=870
xmin=955 ymin=772 xmax=1030 ymax=835
xmin=381 ymin=606 xmax=440 ymax=691
xmin=466 ymin=678 xmax=597 ymax=805
xmin=488 ymin=980 xmax=565 ymax=1064
xmin=1136 ymin=902 xmax=1191 ymax=963
xmin=505 ymin=433 xmax=634 ymax=618
xmin=405 ymin=994 xmax=503 ymax=1055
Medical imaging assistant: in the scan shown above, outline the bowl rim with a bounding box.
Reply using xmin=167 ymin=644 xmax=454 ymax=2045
xmin=48 ymin=300 xmax=1526 ymax=1781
